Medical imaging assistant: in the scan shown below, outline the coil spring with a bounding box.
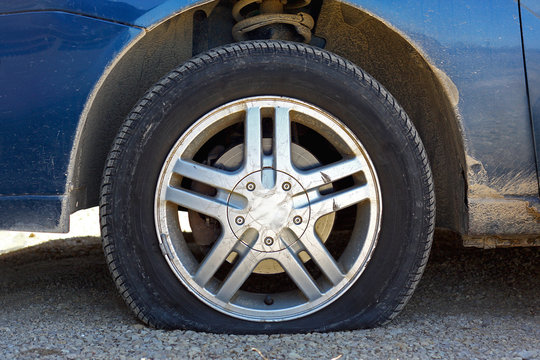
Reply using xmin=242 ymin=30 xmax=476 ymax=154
xmin=232 ymin=0 xmax=314 ymax=43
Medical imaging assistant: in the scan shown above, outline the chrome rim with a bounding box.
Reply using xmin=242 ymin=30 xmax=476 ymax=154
xmin=155 ymin=96 xmax=381 ymax=322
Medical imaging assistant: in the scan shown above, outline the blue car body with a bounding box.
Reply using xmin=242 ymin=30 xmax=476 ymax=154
xmin=1 ymin=0 xmax=539 ymax=246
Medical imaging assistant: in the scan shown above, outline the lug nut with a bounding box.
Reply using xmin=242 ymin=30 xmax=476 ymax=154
xmin=282 ymin=182 xmax=291 ymax=191
xmin=235 ymin=216 xmax=245 ymax=225
xmin=293 ymin=216 xmax=302 ymax=225
xmin=246 ymin=182 xmax=256 ymax=191
xmin=264 ymin=237 xmax=274 ymax=246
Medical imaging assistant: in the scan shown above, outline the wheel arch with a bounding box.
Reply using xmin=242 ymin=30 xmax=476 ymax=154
xmin=68 ymin=0 xmax=468 ymax=234
xmin=315 ymin=1 xmax=468 ymax=234
xmin=67 ymin=1 xmax=219 ymax=214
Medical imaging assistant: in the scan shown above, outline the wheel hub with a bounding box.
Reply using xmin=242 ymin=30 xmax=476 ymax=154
xmin=227 ymin=170 xmax=310 ymax=253
xmin=207 ymin=139 xmax=334 ymax=274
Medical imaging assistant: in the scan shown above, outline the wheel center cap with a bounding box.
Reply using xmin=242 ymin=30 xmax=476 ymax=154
xmin=227 ymin=170 xmax=310 ymax=252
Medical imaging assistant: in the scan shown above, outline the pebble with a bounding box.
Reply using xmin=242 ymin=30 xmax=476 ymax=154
xmin=518 ymin=350 xmax=538 ymax=360
xmin=287 ymin=351 xmax=302 ymax=359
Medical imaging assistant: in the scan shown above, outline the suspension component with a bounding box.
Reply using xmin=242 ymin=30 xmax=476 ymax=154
xmin=232 ymin=0 xmax=314 ymax=43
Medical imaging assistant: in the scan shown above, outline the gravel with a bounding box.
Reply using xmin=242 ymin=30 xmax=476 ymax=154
xmin=0 ymin=233 xmax=538 ymax=359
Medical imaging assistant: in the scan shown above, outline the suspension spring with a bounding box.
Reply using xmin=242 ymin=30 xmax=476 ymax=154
xmin=232 ymin=0 xmax=314 ymax=43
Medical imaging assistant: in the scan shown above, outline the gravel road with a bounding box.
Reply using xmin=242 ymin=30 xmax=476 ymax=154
xmin=0 ymin=232 xmax=538 ymax=359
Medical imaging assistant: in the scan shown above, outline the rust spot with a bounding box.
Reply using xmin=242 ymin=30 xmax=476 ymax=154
xmin=526 ymin=205 xmax=540 ymax=223
xmin=463 ymin=235 xmax=540 ymax=249
xmin=468 ymin=198 xmax=540 ymax=236
xmin=468 ymin=184 xmax=503 ymax=199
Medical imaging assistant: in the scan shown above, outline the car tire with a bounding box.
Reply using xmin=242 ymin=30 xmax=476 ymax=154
xmin=100 ymin=40 xmax=434 ymax=333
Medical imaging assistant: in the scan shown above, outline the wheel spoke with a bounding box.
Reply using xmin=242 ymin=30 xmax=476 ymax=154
xmin=193 ymin=230 xmax=239 ymax=287
xmin=277 ymin=246 xmax=321 ymax=301
xmin=297 ymin=157 xmax=368 ymax=192
xmin=309 ymin=184 xmax=374 ymax=219
xmin=299 ymin=228 xmax=344 ymax=285
xmin=172 ymin=159 xmax=238 ymax=191
xmin=273 ymin=107 xmax=293 ymax=172
xmin=244 ymin=106 xmax=263 ymax=172
xmin=216 ymin=249 xmax=262 ymax=302
xmin=164 ymin=186 xmax=228 ymax=221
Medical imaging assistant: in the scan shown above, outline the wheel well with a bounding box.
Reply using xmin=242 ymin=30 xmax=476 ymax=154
xmin=70 ymin=0 xmax=467 ymax=234
xmin=315 ymin=1 xmax=467 ymax=233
